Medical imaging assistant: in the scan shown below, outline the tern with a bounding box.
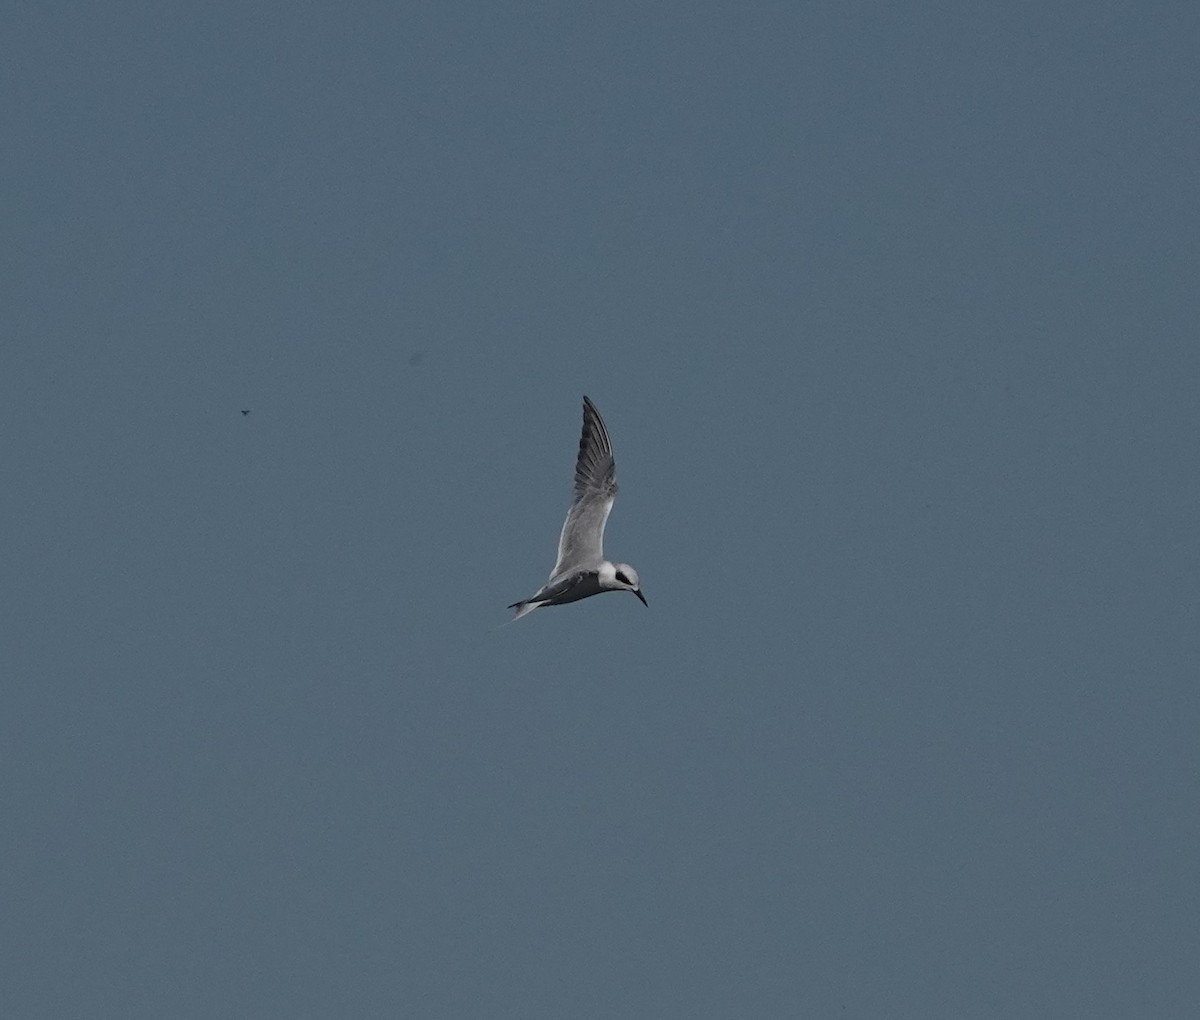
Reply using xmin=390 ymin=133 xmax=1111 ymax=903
xmin=508 ymin=396 xmax=647 ymax=621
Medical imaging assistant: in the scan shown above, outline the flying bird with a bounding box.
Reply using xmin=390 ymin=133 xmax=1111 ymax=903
xmin=508 ymin=396 xmax=646 ymax=621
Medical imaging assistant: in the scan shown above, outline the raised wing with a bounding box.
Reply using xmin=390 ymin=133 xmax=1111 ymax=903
xmin=551 ymin=396 xmax=617 ymax=577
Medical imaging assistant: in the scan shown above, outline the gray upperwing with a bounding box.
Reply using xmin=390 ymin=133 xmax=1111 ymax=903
xmin=552 ymin=396 xmax=617 ymax=577
xmin=513 ymin=570 xmax=587 ymax=607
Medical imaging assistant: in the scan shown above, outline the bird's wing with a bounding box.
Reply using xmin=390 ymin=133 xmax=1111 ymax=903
xmin=550 ymin=396 xmax=617 ymax=578
xmin=510 ymin=569 xmax=591 ymax=609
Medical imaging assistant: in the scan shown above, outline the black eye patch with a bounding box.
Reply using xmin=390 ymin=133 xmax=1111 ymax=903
xmin=616 ymin=572 xmax=630 ymax=585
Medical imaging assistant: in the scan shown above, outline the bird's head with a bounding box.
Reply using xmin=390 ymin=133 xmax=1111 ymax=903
xmin=611 ymin=562 xmax=648 ymax=607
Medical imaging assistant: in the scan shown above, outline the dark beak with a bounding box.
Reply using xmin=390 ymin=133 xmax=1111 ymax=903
xmin=633 ymin=588 xmax=648 ymax=607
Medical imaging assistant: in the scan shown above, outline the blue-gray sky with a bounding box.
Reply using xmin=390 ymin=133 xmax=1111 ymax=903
xmin=4 ymin=3 xmax=1198 ymax=1017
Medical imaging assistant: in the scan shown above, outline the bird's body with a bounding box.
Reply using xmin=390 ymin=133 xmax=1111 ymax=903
xmin=508 ymin=396 xmax=646 ymax=621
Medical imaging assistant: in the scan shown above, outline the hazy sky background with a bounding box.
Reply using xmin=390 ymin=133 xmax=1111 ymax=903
xmin=4 ymin=2 xmax=1198 ymax=1017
